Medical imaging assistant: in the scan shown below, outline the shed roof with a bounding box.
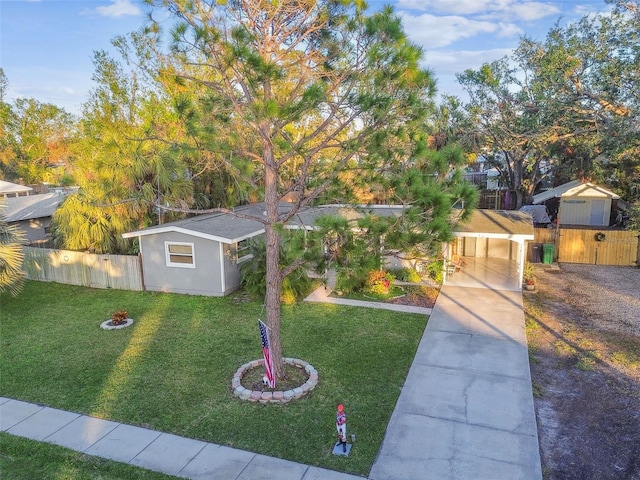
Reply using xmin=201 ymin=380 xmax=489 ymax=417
xmin=2 ymin=192 xmax=64 ymax=222
xmin=532 ymin=180 xmax=620 ymax=204
xmin=454 ymin=209 xmax=534 ymax=240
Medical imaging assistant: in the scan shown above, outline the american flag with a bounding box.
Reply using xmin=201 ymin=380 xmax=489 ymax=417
xmin=258 ymin=320 xmax=275 ymax=388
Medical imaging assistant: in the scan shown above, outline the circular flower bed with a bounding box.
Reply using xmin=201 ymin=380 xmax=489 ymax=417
xmin=100 ymin=318 xmax=134 ymax=330
xmin=232 ymin=358 xmax=318 ymax=404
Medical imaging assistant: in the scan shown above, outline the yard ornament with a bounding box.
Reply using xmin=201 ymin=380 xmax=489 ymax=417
xmin=333 ymin=404 xmax=351 ymax=456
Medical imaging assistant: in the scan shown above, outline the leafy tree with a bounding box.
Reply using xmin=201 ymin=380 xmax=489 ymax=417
xmin=457 ymin=2 xmax=639 ymax=210
xmin=0 ymin=97 xmax=76 ymax=185
xmin=52 ymin=51 xmax=193 ymax=253
xmin=138 ymin=0 xmax=472 ymax=379
xmin=0 ymin=206 xmax=26 ymax=296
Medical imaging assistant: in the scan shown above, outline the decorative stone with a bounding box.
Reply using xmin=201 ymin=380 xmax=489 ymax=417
xmin=231 ymin=358 xmax=319 ymax=404
xmin=250 ymin=391 xmax=262 ymax=401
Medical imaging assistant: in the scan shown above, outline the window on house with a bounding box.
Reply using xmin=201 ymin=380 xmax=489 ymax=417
xmin=236 ymin=239 xmax=253 ymax=263
xmin=165 ymin=242 xmax=195 ymax=268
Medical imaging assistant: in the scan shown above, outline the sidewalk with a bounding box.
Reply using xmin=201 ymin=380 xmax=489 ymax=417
xmin=1 ymin=395 xmax=362 ymax=480
xmin=2 ymin=281 xmax=541 ymax=479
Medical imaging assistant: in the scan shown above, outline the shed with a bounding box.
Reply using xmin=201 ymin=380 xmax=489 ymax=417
xmin=532 ymin=180 xmax=620 ymax=227
xmin=2 ymin=192 xmax=64 ymax=244
xmin=447 ymin=209 xmax=535 ymax=290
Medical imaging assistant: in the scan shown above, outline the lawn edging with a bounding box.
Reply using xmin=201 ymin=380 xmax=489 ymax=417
xmin=232 ymin=358 xmax=318 ymax=404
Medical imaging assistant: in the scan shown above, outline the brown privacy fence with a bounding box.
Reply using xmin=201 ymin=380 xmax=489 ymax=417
xmin=531 ymin=227 xmax=640 ymax=266
xmin=22 ymin=247 xmax=144 ymax=291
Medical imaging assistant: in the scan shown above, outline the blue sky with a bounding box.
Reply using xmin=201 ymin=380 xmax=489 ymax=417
xmin=1 ymin=0 xmax=610 ymax=115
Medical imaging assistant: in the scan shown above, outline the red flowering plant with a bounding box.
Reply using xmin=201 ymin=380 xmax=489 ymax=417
xmin=111 ymin=310 xmax=129 ymax=326
xmin=364 ymin=269 xmax=396 ymax=297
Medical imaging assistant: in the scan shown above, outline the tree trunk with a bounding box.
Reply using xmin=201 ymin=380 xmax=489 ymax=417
xmin=263 ymin=140 xmax=285 ymax=380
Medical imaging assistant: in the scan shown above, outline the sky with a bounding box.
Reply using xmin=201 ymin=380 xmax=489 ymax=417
xmin=0 ymin=0 xmax=612 ymax=116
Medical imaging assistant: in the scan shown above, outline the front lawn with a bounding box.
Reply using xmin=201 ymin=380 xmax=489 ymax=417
xmin=0 ymin=281 xmax=427 ymax=477
xmin=0 ymin=433 xmax=181 ymax=479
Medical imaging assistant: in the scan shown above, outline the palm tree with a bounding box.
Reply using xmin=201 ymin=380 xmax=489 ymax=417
xmin=0 ymin=206 xmax=26 ymax=296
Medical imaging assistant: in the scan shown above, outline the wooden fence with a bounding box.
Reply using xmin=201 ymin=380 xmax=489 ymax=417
xmin=23 ymin=247 xmax=144 ymax=291
xmin=531 ymin=227 xmax=639 ymax=266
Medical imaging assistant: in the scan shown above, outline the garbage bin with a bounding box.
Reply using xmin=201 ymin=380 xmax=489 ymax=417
xmin=529 ymin=243 xmax=542 ymax=263
xmin=542 ymin=244 xmax=555 ymax=264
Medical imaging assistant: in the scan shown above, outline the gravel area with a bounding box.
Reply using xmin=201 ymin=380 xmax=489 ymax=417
xmin=535 ymin=263 xmax=640 ymax=336
xmin=525 ymin=263 xmax=640 ymax=479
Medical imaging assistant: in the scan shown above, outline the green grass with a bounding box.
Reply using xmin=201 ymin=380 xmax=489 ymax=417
xmin=0 ymin=281 xmax=428 ymax=477
xmin=0 ymin=433 xmax=181 ymax=479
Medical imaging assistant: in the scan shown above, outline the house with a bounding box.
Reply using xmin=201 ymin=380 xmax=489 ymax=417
xmin=121 ymin=203 xmax=404 ymax=296
xmin=123 ymin=201 xmax=538 ymax=296
xmin=0 ymin=180 xmax=33 ymax=198
xmin=2 ymin=192 xmax=65 ymax=245
xmin=532 ymin=180 xmax=621 ymax=227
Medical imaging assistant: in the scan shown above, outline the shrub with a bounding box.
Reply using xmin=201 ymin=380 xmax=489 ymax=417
xmin=335 ymin=267 xmax=367 ymax=295
xmin=364 ymin=270 xmax=395 ymax=296
xmin=111 ymin=310 xmax=128 ymax=325
xmin=392 ymin=267 xmax=421 ymax=283
xmin=426 ymin=260 xmax=443 ymax=284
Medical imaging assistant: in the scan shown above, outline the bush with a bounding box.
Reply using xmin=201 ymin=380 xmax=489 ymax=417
xmin=240 ymin=237 xmax=314 ymax=304
xmin=392 ymin=267 xmax=421 ymax=283
xmin=365 ymin=270 xmax=395 ymax=296
xmin=334 ymin=267 xmax=368 ymax=295
xmin=426 ymin=260 xmax=443 ymax=284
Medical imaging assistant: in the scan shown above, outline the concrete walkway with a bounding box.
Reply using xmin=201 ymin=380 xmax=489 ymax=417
xmin=1 ymin=281 xmax=541 ymax=480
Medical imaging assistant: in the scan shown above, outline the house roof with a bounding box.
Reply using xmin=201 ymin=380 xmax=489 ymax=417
xmin=0 ymin=180 xmax=33 ymax=196
xmin=122 ymin=203 xmax=405 ymax=244
xmin=532 ymin=180 xmax=620 ymax=204
xmin=124 ymin=203 xmax=532 ymax=245
xmin=454 ymin=209 xmax=534 ymax=240
xmin=2 ymin=192 xmax=65 ymax=222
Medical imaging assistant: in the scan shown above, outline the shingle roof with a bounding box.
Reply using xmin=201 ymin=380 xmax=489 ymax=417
xmin=454 ymin=209 xmax=534 ymax=238
xmin=2 ymin=192 xmax=64 ymax=222
xmin=122 ymin=203 xmax=405 ymax=243
xmin=532 ymin=180 xmax=620 ymax=204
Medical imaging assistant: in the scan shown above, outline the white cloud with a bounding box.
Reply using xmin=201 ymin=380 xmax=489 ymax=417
xmin=424 ymin=48 xmax=513 ymax=76
xmin=96 ymin=0 xmax=141 ymax=18
xmin=395 ymin=0 xmax=561 ymax=22
xmin=400 ymin=12 xmax=521 ymax=48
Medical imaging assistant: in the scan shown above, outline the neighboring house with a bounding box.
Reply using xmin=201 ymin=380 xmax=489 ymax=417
xmin=2 ymin=192 xmax=65 ymax=245
xmin=532 ymin=180 xmax=621 ymax=227
xmin=0 ymin=180 xmax=33 ymax=198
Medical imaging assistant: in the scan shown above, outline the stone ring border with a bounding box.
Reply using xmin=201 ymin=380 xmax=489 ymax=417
xmin=100 ymin=318 xmax=134 ymax=330
xmin=232 ymin=358 xmax=318 ymax=404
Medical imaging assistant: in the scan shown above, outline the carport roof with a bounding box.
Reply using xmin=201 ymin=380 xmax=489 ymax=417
xmin=454 ymin=209 xmax=534 ymax=240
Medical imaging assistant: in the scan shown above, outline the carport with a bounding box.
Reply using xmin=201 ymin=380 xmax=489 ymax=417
xmin=444 ymin=209 xmax=535 ymax=291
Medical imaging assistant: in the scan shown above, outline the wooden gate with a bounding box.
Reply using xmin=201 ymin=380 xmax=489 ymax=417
xmin=532 ymin=228 xmax=639 ymax=266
